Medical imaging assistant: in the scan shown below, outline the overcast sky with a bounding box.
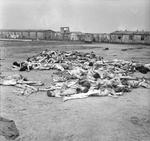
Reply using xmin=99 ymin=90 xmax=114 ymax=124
xmin=0 ymin=0 xmax=150 ymax=33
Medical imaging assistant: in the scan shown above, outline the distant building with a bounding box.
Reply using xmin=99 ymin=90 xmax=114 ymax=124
xmin=70 ymin=32 xmax=82 ymax=41
xmin=60 ymin=27 xmax=70 ymax=40
xmin=0 ymin=29 xmax=55 ymax=40
xmin=84 ymin=33 xmax=93 ymax=43
xmin=54 ymin=32 xmax=63 ymax=40
xmin=0 ymin=28 xmax=150 ymax=44
xmin=110 ymin=30 xmax=150 ymax=44
xmin=93 ymin=33 xmax=110 ymax=43
xmin=93 ymin=34 xmax=99 ymax=42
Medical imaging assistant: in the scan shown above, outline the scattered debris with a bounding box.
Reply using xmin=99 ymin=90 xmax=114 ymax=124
xmin=103 ymin=47 xmax=109 ymax=50
xmin=121 ymin=49 xmax=128 ymax=51
xmin=0 ymin=117 xmax=19 ymax=140
xmin=121 ymin=47 xmax=144 ymax=51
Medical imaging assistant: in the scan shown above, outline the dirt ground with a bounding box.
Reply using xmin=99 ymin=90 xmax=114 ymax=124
xmin=0 ymin=41 xmax=150 ymax=141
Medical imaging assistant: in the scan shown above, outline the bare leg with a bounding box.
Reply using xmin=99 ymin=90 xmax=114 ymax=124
xmin=18 ymin=80 xmax=43 ymax=86
xmin=63 ymin=93 xmax=88 ymax=102
xmin=63 ymin=89 xmax=100 ymax=102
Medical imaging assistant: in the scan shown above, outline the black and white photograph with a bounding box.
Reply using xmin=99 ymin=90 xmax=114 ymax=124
xmin=0 ymin=0 xmax=150 ymax=140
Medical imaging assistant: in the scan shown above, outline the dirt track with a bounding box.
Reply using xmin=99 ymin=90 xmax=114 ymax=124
xmin=0 ymin=41 xmax=150 ymax=141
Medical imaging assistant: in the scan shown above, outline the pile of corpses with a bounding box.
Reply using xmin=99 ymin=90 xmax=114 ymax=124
xmin=48 ymin=63 xmax=150 ymax=101
xmin=0 ymin=74 xmax=45 ymax=96
xmin=4 ymin=50 xmax=150 ymax=101
xmin=12 ymin=50 xmax=150 ymax=73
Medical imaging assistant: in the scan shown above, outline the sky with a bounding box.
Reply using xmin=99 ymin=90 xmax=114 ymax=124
xmin=0 ymin=0 xmax=150 ymax=33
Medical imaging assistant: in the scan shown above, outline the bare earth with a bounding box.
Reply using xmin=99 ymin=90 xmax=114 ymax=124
xmin=0 ymin=41 xmax=150 ymax=141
